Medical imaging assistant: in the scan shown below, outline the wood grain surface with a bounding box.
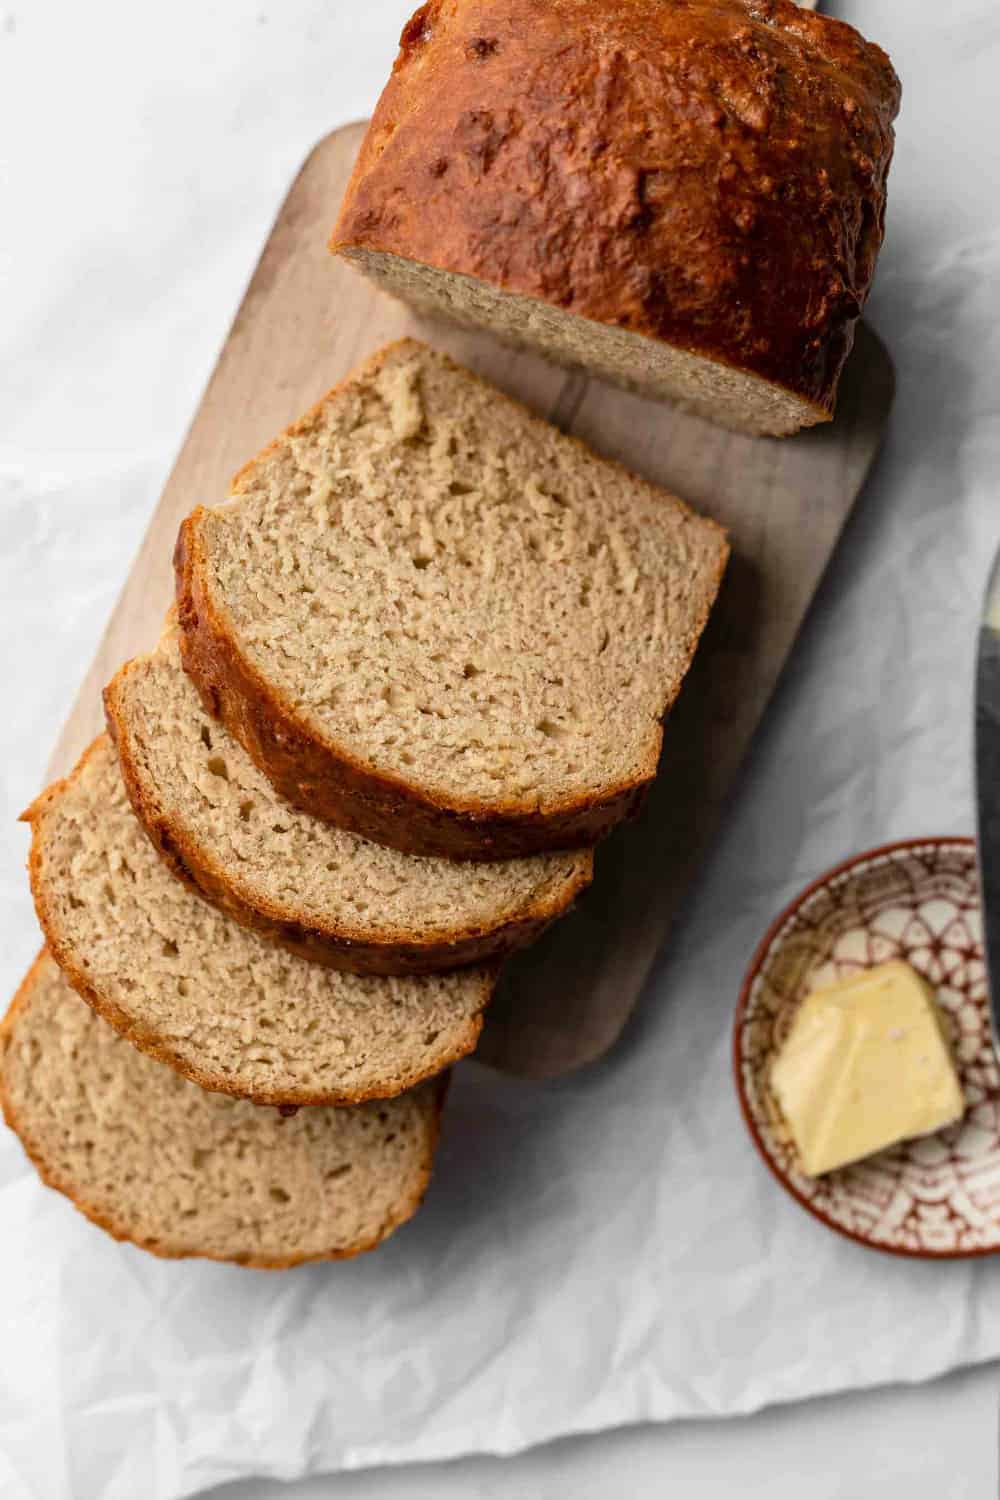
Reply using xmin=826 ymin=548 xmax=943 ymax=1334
xmin=45 ymin=122 xmax=894 ymax=1079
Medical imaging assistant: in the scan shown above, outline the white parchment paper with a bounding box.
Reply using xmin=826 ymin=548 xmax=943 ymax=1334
xmin=1 ymin=3 xmax=999 ymax=1497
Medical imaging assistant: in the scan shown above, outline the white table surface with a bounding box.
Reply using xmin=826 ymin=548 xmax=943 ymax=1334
xmin=3 ymin=1 xmax=999 ymax=1495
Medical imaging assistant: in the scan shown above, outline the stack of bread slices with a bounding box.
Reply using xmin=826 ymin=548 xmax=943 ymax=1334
xmin=2 ymin=339 xmax=727 ymax=1267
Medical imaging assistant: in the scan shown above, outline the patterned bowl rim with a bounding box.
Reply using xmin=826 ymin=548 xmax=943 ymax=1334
xmin=732 ymin=833 xmax=991 ymax=1260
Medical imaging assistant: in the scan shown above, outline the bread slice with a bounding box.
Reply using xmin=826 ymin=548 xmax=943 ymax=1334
xmin=104 ymin=621 xmax=591 ymax=974
xmin=331 ymin=0 xmax=899 ymax=437
xmin=0 ymin=953 xmax=445 ymax=1267
xmin=175 ymin=340 xmax=728 ymax=859
xmin=22 ymin=736 xmax=494 ymax=1106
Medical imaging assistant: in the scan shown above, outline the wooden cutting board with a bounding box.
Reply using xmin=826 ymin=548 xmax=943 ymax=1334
xmin=46 ymin=121 xmax=894 ymax=1080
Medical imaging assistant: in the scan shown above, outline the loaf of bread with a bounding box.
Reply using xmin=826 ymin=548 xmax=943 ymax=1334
xmin=23 ymin=735 xmax=494 ymax=1106
xmin=176 ymin=340 xmax=727 ymax=860
xmin=105 ymin=621 xmax=591 ymax=973
xmin=332 ymin=0 xmax=900 ymax=436
xmin=1 ymin=953 xmax=445 ymax=1266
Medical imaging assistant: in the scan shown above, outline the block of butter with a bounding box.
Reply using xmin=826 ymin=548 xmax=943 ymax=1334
xmin=770 ymin=960 xmax=965 ymax=1177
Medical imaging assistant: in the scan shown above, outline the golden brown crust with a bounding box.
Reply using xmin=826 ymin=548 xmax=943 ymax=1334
xmin=332 ymin=0 xmax=900 ymax=419
xmin=104 ymin=659 xmax=593 ymax=973
xmin=20 ymin=739 xmax=494 ymax=1107
xmin=174 ymin=339 xmax=728 ymax=860
xmin=0 ymin=955 xmax=448 ymax=1268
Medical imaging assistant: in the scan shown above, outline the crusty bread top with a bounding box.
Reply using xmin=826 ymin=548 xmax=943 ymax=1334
xmin=0 ymin=953 xmax=445 ymax=1267
xmin=332 ymin=0 xmax=900 ymax=416
xmin=22 ymin=735 xmax=494 ymax=1105
xmin=104 ymin=621 xmax=592 ymax=968
xmin=178 ymin=340 xmax=727 ymax=823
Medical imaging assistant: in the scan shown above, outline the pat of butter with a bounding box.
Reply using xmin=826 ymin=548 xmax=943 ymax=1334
xmin=770 ymin=960 xmax=965 ymax=1177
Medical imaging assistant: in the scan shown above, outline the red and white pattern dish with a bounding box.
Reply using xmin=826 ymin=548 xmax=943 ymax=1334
xmin=734 ymin=837 xmax=1000 ymax=1257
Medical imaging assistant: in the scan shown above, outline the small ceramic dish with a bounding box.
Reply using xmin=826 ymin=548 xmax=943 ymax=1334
xmin=733 ymin=836 xmax=1000 ymax=1257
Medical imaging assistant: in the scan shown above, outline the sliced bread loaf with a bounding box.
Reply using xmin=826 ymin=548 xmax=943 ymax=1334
xmin=0 ymin=953 xmax=445 ymax=1266
xmin=175 ymin=339 xmax=728 ymax=859
xmin=105 ymin=622 xmax=591 ymax=974
xmin=22 ymin=736 xmax=494 ymax=1106
xmin=331 ymin=0 xmax=899 ymax=437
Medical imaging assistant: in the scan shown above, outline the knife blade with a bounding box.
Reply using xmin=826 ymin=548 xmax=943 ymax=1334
xmin=975 ymin=542 xmax=1000 ymax=1052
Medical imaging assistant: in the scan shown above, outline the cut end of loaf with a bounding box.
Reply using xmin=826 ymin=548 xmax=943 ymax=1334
xmin=335 ymin=250 xmax=831 ymax=439
xmin=0 ymin=954 xmax=445 ymax=1267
